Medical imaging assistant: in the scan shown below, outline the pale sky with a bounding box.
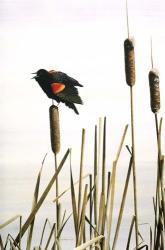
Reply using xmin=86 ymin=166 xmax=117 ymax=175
xmin=1 ymin=0 xmax=165 ymax=173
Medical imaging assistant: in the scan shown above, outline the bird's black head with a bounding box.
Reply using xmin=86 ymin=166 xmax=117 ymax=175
xmin=32 ymin=69 xmax=49 ymax=79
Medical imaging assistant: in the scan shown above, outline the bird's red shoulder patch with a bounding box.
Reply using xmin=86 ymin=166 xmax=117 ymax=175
xmin=51 ymin=82 xmax=65 ymax=94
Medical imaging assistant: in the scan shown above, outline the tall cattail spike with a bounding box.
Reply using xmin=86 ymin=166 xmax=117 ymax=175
xmin=148 ymin=69 xmax=160 ymax=114
xmin=49 ymin=105 xmax=61 ymax=154
xmin=124 ymin=38 xmax=136 ymax=86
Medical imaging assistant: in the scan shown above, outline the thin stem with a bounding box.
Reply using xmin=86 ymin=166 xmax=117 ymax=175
xmin=130 ymin=86 xmax=139 ymax=248
xmin=126 ymin=0 xmax=130 ymax=38
xmin=150 ymin=37 xmax=154 ymax=69
xmin=78 ymin=129 xmax=86 ymax=225
xmin=102 ymin=117 xmax=106 ymax=195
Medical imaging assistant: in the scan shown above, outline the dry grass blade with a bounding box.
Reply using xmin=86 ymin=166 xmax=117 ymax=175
xmin=126 ymin=216 xmax=135 ymax=250
xmin=89 ymin=174 xmax=93 ymax=242
xmin=26 ymin=154 xmax=46 ymax=250
xmin=102 ymin=117 xmax=106 ymax=195
xmin=14 ymin=149 xmax=70 ymax=244
xmin=0 ymin=215 xmax=21 ymax=229
xmin=74 ymin=235 xmax=104 ymax=250
xmin=98 ymin=192 xmax=106 ymax=235
xmin=57 ymin=213 xmax=72 ymax=238
xmin=105 ymin=172 xmax=111 ymax=213
xmin=52 ymin=174 xmax=89 ymax=203
xmin=77 ymin=184 xmax=88 ymax=246
xmin=39 ymin=218 xmax=50 ymax=248
xmin=112 ymin=155 xmax=133 ymax=250
xmin=78 ymin=128 xmax=86 ymax=225
xmin=137 ymin=245 xmax=149 ymax=250
xmin=115 ymin=125 xmax=129 ymax=162
xmin=44 ymin=223 xmax=56 ymax=250
xmin=0 ymin=235 xmax=4 ymax=250
xmin=4 ymin=234 xmax=21 ymax=250
xmin=107 ymin=161 xmax=117 ymax=241
xmin=8 ymin=238 xmax=17 ymax=250
xmin=85 ymin=216 xmax=99 ymax=236
xmin=49 ymin=105 xmax=60 ymax=154
xmin=124 ymin=38 xmax=135 ymax=86
xmin=107 ymin=124 xmax=128 ymax=243
xmin=94 ymin=125 xmax=98 ymax=227
xmin=148 ymin=69 xmax=160 ymax=114
xmin=70 ymin=165 xmax=79 ymax=239
xmin=150 ymin=227 xmax=152 ymax=250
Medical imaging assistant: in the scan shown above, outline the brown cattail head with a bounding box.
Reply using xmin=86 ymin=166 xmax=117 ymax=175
xmin=148 ymin=69 xmax=160 ymax=113
xmin=49 ymin=105 xmax=60 ymax=154
xmin=124 ymin=38 xmax=136 ymax=86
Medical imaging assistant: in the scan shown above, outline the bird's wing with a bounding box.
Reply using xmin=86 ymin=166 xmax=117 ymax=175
xmin=56 ymin=86 xmax=83 ymax=104
xmin=51 ymin=71 xmax=83 ymax=87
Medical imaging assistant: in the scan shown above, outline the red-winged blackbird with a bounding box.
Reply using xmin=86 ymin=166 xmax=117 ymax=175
xmin=32 ymin=69 xmax=83 ymax=114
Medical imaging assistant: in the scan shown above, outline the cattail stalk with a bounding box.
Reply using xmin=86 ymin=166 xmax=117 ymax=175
xmin=49 ymin=104 xmax=61 ymax=249
xmin=148 ymin=47 xmax=162 ymax=247
xmin=130 ymin=86 xmax=139 ymax=249
xmin=124 ymin=36 xmax=139 ymax=248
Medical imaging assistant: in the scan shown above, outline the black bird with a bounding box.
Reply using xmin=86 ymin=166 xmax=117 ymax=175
xmin=32 ymin=69 xmax=83 ymax=114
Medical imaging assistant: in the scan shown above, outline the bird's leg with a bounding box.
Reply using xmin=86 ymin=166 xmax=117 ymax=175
xmin=51 ymin=99 xmax=60 ymax=109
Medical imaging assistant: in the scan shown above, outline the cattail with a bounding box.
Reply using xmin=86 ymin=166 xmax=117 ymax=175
xmin=49 ymin=105 xmax=60 ymax=154
xmin=148 ymin=69 xmax=160 ymax=113
xmin=124 ymin=38 xmax=136 ymax=86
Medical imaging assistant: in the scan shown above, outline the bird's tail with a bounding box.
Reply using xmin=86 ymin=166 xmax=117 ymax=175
xmin=65 ymin=102 xmax=79 ymax=114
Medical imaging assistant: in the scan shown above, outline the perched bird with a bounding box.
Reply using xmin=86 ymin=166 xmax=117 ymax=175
xmin=32 ymin=69 xmax=83 ymax=114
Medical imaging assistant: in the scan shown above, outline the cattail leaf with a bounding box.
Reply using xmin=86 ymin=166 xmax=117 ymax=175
xmin=53 ymin=174 xmax=89 ymax=203
xmin=77 ymin=184 xmax=88 ymax=246
xmin=14 ymin=149 xmax=70 ymax=244
xmin=112 ymin=156 xmax=133 ymax=250
xmin=26 ymin=155 xmax=46 ymax=250
xmin=44 ymin=223 xmax=56 ymax=250
xmin=0 ymin=215 xmax=22 ymax=229
xmin=126 ymin=216 xmax=135 ymax=250
xmin=70 ymin=166 xmax=79 ymax=238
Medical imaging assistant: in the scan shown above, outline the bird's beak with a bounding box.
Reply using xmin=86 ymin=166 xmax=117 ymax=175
xmin=31 ymin=72 xmax=37 ymax=79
